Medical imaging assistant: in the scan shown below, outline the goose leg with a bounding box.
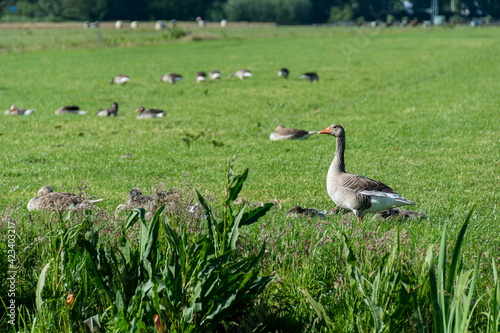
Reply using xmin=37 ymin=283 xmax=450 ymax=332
xmin=357 ymin=216 xmax=363 ymax=226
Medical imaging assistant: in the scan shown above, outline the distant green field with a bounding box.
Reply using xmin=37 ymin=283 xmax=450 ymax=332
xmin=1 ymin=24 xmax=499 ymax=331
xmin=1 ymin=25 xmax=498 ymax=219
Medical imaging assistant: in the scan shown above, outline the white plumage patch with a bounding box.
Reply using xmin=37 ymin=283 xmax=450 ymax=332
xmin=361 ymin=190 xmax=415 ymax=213
xmin=118 ymin=77 xmax=130 ymax=84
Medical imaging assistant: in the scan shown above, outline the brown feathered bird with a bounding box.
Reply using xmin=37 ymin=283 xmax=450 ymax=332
xmin=27 ymin=186 xmax=102 ymax=211
xmin=270 ymin=124 xmax=317 ymax=141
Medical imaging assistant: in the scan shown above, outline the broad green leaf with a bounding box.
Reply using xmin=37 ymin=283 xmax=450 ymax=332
xmin=125 ymin=208 xmax=143 ymax=230
xmin=240 ymin=203 xmax=273 ymax=227
xmin=227 ymin=168 xmax=248 ymax=202
xmin=227 ymin=205 xmax=244 ymax=250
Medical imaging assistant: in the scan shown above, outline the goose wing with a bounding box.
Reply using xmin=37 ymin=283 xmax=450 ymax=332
xmin=341 ymin=173 xmax=396 ymax=194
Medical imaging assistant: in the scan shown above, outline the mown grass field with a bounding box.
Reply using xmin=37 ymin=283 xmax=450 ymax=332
xmin=1 ymin=23 xmax=499 ymax=332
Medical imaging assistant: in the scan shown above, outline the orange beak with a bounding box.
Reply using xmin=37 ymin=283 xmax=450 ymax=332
xmin=318 ymin=127 xmax=331 ymax=134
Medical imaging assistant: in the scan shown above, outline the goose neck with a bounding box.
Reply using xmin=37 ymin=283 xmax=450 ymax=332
xmin=333 ymin=134 xmax=346 ymax=172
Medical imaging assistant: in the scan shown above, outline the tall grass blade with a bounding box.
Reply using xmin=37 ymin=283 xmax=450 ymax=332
xmin=36 ymin=260 xmax=52 ymax=315
xmin=458 ymin=253 xmax=482 ymax=332
xmin=446 ymin=202 xmax=476 ymax=297
xmin=302 ymin=288 xmax=335 ymax=330
xmin=354 ymin=267 xmax=385 ymax=333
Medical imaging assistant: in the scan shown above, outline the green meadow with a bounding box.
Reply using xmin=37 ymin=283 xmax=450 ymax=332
xmin=1 ymin=24 xmax=499 ymax=332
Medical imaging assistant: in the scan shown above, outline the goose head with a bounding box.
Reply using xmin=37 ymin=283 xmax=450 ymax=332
xmin=37 ymin=185 xmax=54 ymax=196
xmin=319 ymin=124 xmax=344 ymax=138
xmin=135 ymin=106 xmax=145 ymax=114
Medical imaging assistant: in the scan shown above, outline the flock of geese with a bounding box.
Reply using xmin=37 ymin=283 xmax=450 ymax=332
xmin=5 ymin=68 xmax=319 ymax=119
xmin=8 ymin=64 xmax=422 ymax=222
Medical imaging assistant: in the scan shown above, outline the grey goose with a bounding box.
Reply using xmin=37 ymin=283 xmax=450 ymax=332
xmin=160 ymin=73 xmax=183 ymax=84
xmin=270 ymin=124 xmax=317 ymax=141
xmin=96 ymin=102 xmax=118 ymax=116
xmin=27 ymin=185 xmax=102 ymax=211
xmin=55 ymin=105 xmax=87 ymax=115
xmin=319 ymin=124 xmax=414 ymax=223
xmin=300 ymin=72 xmax=319 ymax=82
xmin=209 ymin=70 xmax=222 ymax=80
xmin=5 ymin=105 xmax=35 ymax=115
xmin=228 ymin=69 xmax=252 ymax=80
xmin=196 ymin=71 xmax=207 ymax=83
xmin=110 ymin=74 xmax=130 ymax=85
xmin=135 ymin=106 xmax=166 ymax=119
xmin=278 ymin=68 xmax=289 ymax=79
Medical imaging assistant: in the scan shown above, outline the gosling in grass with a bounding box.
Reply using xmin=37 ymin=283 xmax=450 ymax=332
xmin=115 ymin=187 xmax=182 ymax=217
xmin=135 ymin=106 xmax=166 ymax=119
xmin=5 ymin=105 xmax=35 ymax=115
xmin=55 ymin=105 xmax=87 ymax=115
xmin=286 ymin=205 xmax=326 ymax=218
xmin=110 ymin=74 xmax=130 ymax=85
xmin=160 ymin=73 xmax=183 ymax=84
xmin=233 ymin=197 xmax=282 ymax=209
xmin=27 ymin=185 xmax=102 ymax=211
xmin=96 ymin=102 xmax=118 ymax=116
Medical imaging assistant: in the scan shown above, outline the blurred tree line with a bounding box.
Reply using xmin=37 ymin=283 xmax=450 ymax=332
xmin=0 ymin=0 xmax=498 ymax=24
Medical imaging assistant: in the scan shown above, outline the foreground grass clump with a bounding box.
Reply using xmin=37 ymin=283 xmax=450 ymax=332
xmin=1 ymin=159 xmax=274 ymax=332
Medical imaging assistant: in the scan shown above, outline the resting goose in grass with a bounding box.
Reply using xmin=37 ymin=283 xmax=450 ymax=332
xmin=55 ymin=105 xmax=87 ymax=115
xmin=196 ymin=71 xmax=207 ymax=83
xmin=319 ymin=124 xmax=414 ymax=223
xmin=96 ymin=102 xmax=118 ymax=116
xmin=135 ymin=106 xmax=166 ymax=119
xmin=278 ymin=68 xmax=289 ymax=79
xmin=160 ymin=73 xmax=183 ymax=84
xmin=209 ymin=70 xmax=221 ymax=80
xmin=5 ymin=105 xmax=35 ymax=115
xmin=228 ymin=69 xmax=252 ymax=80
xmin=270 ymin=124 xmax=317 ymax=141
xmin=27 ymin=185 xmax=102 ymax=211
xmin=110 ymin=74 xmax=130 ymax=85
xmin=300 ymin=72 xmax=319 ymax=82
